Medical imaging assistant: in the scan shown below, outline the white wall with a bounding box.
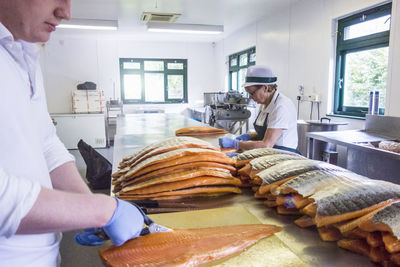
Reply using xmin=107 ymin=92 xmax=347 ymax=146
xmin=215 ymin=0 xmax=397 ymax=130
xmin=41 ymin=35 xmax=218 ymax=114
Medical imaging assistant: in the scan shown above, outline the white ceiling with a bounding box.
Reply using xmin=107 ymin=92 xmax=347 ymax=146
xmin=61 ymin=0 xmax=290 ymax=42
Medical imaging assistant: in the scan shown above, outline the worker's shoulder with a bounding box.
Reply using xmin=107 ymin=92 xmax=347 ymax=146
xmin=275 ymin=92 xmax=296 ymax=107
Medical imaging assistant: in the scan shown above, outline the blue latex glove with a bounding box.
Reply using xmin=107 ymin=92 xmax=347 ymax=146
xmin=226 ymin=153 xmax=239 ymax=158
xmin=219 ymin=137 xmax=239 ymax=149
xmin=75 ymin=228 xmax=105 ymax=246
xmin=103 ymin=198 xmax=144 ymax=246
xmin=235 ymin=133 xmax=251 ymax=141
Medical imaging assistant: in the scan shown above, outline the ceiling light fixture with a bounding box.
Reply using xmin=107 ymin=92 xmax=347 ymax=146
xmin=57 ymin=19 xmax=118 ymax=31
xmin=147 ymin=22 xmax=223 ymax=35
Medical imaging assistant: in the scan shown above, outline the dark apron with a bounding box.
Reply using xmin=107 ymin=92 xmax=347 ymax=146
xmin=253 ymin=93 xmax=300 ymax=154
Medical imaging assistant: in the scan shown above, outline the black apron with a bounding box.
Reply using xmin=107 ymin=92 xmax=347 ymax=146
xmin=253 ymin=93 xmax=300 ymax=154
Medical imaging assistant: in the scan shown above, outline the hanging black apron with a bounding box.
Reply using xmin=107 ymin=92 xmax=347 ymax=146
xmin=253 ymin=93 xmax=300 ymax=154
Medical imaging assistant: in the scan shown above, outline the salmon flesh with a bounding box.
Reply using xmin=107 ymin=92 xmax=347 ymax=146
xmin=99 ymin=224 xmax=282 ymax=267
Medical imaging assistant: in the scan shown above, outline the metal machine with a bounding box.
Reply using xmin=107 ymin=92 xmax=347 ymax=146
xmin=204 ymin=91 xmax=251 ymax=134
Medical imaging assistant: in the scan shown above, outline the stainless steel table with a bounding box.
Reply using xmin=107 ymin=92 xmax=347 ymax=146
xmin=307 ymin=130 xmax=400 ymax=183
xmin=112 ymin=113 xmax=374 ymax=267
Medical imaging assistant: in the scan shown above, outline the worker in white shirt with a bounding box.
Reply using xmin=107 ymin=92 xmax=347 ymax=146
xmin=219 ymin=65 xmax=299 ymax=153
xmin=0 ymin=0 xmax=144 ymax=266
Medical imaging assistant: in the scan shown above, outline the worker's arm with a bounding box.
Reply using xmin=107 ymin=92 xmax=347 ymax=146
xmin=16 ymin=188 xmax=115 ymax=234
xmin=50 ymin=161 xmax=91 ymax=194
xmin=42 ymin=113 xmax=90 ymax=193
xmin=238 ymin=128 xmax=283 ymax=150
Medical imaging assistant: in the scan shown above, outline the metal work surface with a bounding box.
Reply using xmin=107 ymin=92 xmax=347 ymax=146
xmin=113 ymin=113 xmax=375 ymax=267
xmin=306 ymin=123 xmax=400 ymax=183
xmin=116 ymin=113 xmax=203 ymax=136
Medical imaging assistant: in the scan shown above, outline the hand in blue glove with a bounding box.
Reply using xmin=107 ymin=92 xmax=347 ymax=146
xmin=226 ymin=153 xmax=239 ymax=158
xmin=235 ymin=133 xmax=251 ymax=141
xmin=103 ymin=198 xmax=144 ymax=246
xmin=75 ymin=228 xmax=105 ymax=246
xmin=219 ymin=137 xmax=239 ymax=149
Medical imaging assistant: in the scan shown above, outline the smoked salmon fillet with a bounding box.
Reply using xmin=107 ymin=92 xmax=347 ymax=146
xmin=118 ymin=186 xmax=241 ymax=200
xmin=120 ymin=176 xmax=242 ymax=195
xmin=234 ymin=148 xmax=299 ymax=167
xmin=117 ymin=137 xmax=217 ymax=170
xmin=175 ymin=126 xmax=227 ymax=136
xmin=99 ymin=224 xmax=282 ymax=267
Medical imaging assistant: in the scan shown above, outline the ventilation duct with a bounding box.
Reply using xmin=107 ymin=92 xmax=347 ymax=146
xmin=141 ymin=12 xmax=180 ymax=23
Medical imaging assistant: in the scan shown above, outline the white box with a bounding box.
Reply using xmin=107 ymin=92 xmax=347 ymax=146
xmin=72 ymin=90 xmax=105 ymax=113
xmin=51 ymin=113 xmax=107 ymax=149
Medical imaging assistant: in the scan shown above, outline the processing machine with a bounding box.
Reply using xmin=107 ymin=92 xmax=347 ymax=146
xmin=203 ymin=91 xmax=252 ymax=134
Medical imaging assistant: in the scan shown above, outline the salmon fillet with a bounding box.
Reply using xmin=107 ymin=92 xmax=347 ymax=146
xmin=118 ymin=186 xmax=241 ymax=200
xmin=175 ymin=126 xmax=227 ymax=136
xmin=118 ymin=137 xmax=217 ymax=169
xmin=117 ymin=162 xmax=235 ymax=186
xmin=117 ymin=154 xmax=235 ymax=183
xmin=120 ymin=176 xmax=242 ymax=195
xmin=99 ymin=224 xmax=282 ymax=267
xmin=121 ymin=169 xmax=235 ymax=192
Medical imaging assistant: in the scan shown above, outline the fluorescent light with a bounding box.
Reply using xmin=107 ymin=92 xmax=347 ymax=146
xmin=57 ymin=19 xmax=118 ymax=31
xmin=147 ymin=22 xmax=223 ymax=35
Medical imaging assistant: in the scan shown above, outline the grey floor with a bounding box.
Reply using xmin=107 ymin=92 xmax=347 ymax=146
xmin=59 ymin=147 xmax=114 ymax=267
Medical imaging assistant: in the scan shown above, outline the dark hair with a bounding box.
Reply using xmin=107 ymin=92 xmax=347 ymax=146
xmin=267 ymin=84 xmax=277 ymax=92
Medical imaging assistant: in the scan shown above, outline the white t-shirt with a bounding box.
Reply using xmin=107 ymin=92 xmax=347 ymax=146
xmin=0 ymin=23 xmax=74 ymax=266
xmin=255 ymin=90 xmax=298 ymax=149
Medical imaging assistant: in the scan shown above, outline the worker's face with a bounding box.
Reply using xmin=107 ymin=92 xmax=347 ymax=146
xmin=246 ymin=85 xmax=269 ymax=104
xmin=0 ymin=0 xmax=71 ymax=42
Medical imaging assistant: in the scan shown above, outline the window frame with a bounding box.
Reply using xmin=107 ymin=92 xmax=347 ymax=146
xmin=229 ymin=47 xmax=256 ymax=92
xmin=119 ymin=58 xmax=188 ymax=104
xmin=333 ymin=3 xmax=391 ymax=117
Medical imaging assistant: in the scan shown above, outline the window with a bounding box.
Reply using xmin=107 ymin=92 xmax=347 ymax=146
xmin=334 ymin=3 xmax=391 ymax=117
xmin=119 ymin=58 xmax=187 ymax=104
xmin=229 ymin=47 xmax=256 ymax=94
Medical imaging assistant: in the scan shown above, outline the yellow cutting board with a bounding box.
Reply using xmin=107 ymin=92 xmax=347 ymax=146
xmin=149 ymin=205 xmax=308 ymax=267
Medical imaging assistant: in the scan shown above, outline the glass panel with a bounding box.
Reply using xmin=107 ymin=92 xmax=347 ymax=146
xmin=344 ymin=15 xmax=391 ymax=40
xmin=167 ymin=63 xmax=183 ymax=70
xmin=239 ymin=54 xmax=248 ymax=66
xmin=238 ymin=68 xmax=247 ymax=92
xmin=343 ymin=46 xmax=388 ymax=108
xmin=123 ymin=74 xmax=141 ymax=99
xmin=144 ymin=73 xmax=164 ymax=102
xmin=230 ymin=57 xmax=237 ymax=67
xmin=144 ymin=61 xmax=164 ymax=71
xmin=231 ymin=72 xmax=237 ymax=91
xmin=249 ymin=53 xmax=256 ymax=62
xmin=123 ymin=62 xmax=140 ymax=69
xmin=167 ymin=75 xmax=183 ymax=99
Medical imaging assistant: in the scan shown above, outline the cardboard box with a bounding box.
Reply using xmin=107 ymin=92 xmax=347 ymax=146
xmin=72 ymin=90 xmax=105 ymax=113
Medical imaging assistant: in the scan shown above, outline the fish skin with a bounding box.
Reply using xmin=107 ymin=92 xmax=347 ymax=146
xmin=371 ymin=202 xmax=400 ymax=239
xmin=249 ymin=154 xmax=305 ymax=171
xmin=99 ymin=224 xmax=282 ymax=267
xmin=256 ymin=160 xmax=345 ymax=186
xmin=278 ymin=170 xmax=358 ymax=197
xmin=235 ymin=148 xmax=298 ymax=161
xmin=312 ymin=179 xmax=400 ymax=217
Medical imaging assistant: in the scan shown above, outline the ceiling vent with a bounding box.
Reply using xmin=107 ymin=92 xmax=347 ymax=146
xmin=141 ymin=12 xmax=181 ymax=23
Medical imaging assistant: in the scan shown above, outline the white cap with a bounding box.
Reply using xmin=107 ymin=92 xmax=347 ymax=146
xmin=242 ymin=65 xmax=277 ymax=88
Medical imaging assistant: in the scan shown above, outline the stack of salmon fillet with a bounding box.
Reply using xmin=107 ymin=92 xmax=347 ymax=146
xmin=235 ymin=148 xmax=400 ymax=266
xmin=112 ymin=137 xmax=241 ymax=200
